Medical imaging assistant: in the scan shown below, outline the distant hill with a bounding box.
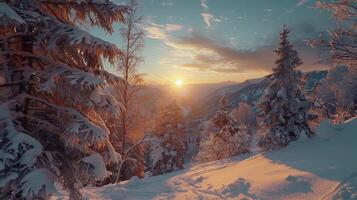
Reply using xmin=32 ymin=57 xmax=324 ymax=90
xmin=190 ymin=70 xmax=329 ymax=119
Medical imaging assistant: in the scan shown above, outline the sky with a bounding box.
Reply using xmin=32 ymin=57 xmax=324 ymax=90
xmin=92 ymin=0 xmax=335 ymax=84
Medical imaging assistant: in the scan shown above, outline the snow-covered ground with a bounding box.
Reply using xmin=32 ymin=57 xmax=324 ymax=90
xmin=55 ymin=119 xmax=357 ymax=200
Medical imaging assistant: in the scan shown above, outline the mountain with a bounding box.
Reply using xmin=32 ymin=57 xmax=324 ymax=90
xmin=190 ymin=70 xmax=328 ymax=119
xmin=174 ymin=81 xmax=237 ymax=107
xmin=55 ymin=118 xmax=357 ymax=199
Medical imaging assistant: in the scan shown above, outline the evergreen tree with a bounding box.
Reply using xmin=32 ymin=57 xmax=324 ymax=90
xmin=0 ymin=1 xmax=128 ymax=199
xmin=148 ymin=101 xmax=185 ymax=176
xmin=258 ymin=26 xmax=316 ymax=148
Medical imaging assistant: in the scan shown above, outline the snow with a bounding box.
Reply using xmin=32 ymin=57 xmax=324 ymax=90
xmin=151 ymin=145 xmax=164 ymax=167
xmin=0 ymin=3 xmax=25 ymax=24
xmin=0 ymin=173 xmax=18 ymax=188
xmin=81 ymin=153 xmax=109 ymax=181
xmin=8 ymin=132 xmax=43 ymax=167
xmin=0 ymin=104 xmax=17 ymax=136
xmin=66 ymin=70 xmax=104 ymax=89
xmin=21 ymin=169 xmax=56 ymax=198
xmin=54 ymin=118 xmax=357 ymax=199
xmin=0 ymin=103 xmax=43 ymax=168
xmin=65 ymin=112 xmax=110 ymax=146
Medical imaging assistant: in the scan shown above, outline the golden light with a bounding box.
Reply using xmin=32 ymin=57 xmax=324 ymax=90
xmin=175 ymin=79 xmax=183 ymax=86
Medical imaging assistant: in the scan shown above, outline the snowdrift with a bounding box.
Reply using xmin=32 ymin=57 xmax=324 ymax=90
xmin=55 ymin=119 xmax=357 ymax=200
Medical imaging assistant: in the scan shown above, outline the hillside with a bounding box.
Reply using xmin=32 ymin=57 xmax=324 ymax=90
xmin=54 ymin=118 xmax=357 ymax=200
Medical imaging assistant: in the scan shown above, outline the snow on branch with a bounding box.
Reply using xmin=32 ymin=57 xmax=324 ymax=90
xmin=0 ymin=104 xmax=58 ymax=198
xmin=38 ymin=0 xmax=130 ymax=33
xmin=80 ymin=153 xmax=109 ymax=181
xmin=37 ymin=63 xmax=125 ymax=94
xmin=18 ymin=94 xmax=111 ymax=147
xmin=316 ymin=0 xmax=357 ymax=21
xmin=0 ymin=104 xmax=44 ymax=168
xmin=0 ymin=3 xmax=25 ymax=25
xmin=20 ymin=169 xmax=56 ymax=198
xmin=45 ymin=23 xmax=122 ymax=63
xmin=10 ymin=8 xmax=123 ymax=66
xmin=310 ymin=0 xmax=357 ymax=66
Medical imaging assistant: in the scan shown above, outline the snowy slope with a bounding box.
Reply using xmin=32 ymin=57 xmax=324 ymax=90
xmin=55 ymin=119 xmax=357 ymax=200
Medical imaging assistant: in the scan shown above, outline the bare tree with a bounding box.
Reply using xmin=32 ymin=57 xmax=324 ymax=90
xmin=115 ymin=134 xmax=148 ymax=182
xmin=231 ymin=102 xmax=256 ymax=128
xmin=116 ymin=0 xmax=145 ymax=155
xmin=309 ymin=0 xmax=357 ymax=67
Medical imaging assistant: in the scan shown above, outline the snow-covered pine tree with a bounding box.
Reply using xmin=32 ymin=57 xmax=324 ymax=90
xmin=0 ymin=1 xmax=128 ymax=199
xmin=196 ymin=96 xmax=250 ymax=162
xmin=257 ymin=26 xmax=316 ymax=149
xmin=148 ymin=100 xmax=185 ymax=176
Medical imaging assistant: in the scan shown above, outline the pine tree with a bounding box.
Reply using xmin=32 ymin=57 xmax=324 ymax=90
xmin=148 ymin=100 xmax=185 ymax=176
xmin=0 ymin=1 xmax=128 ymax=199
xmin=258 ymin=26 xmax=316 ymax=148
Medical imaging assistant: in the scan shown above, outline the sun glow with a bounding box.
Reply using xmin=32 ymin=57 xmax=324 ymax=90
xmin=175 ymin=79 xmax=183 ymax=86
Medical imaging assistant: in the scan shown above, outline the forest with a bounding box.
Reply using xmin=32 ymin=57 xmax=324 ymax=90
xmin=0 ymin=0 xmax=356 ymax=199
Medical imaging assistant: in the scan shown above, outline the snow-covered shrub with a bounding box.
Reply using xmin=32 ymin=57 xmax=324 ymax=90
xmin=309 ymin=1 xmax=357 ymax=122
xmin=144 ymin=135 xmax=164 ymax=176
xmin=196 ymin=97 xmax=250 ymax=162
xmin=316 ymin=66 xmax=357 ymax=123
xmin=231 ymin=102 xmax=257 ymax=129
xmin=0 ymin=1 xmax=128 ymax=199
xmin=196 ymin=128 xmax=250 ymax=162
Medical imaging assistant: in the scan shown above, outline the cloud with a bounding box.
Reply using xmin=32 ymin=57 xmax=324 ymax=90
xmin=159 ymin=34 xmax=327 ymax=74
xmin=144 ymin=25 xmax=168 ymax=39
xmin=143 ymin=23 xmax=183 ymax=39
xmin=201 ymin=13 xmax=214 ymax=27
xmin=201 ymin=13 xmax=221 ymax=28
xmin=165 ymin=24 xmax=183 ymax=32
xmin=144 ymin=19 xmax=328 ymax=74
xmin=199 ymin=0 xmax=220 ymax=28
xmin=165 ymin=35 xmax=274 ymax=73
xmin=162 ymin=1 xmax=174 ymax=6
xmin=200 ymin=0 xmax=209 ymax=10
xmin=285 ymin=9 xmax=295 ymax=14
xmin=296 ymin=0 xmax=308 ymax=7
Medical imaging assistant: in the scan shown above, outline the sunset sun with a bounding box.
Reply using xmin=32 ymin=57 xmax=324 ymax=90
xmin=175 ymin=79 xmax=183 ymax=86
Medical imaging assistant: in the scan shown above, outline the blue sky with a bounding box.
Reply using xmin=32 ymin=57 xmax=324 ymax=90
xmin=92 ymin=0 xmax=335 ymax=84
